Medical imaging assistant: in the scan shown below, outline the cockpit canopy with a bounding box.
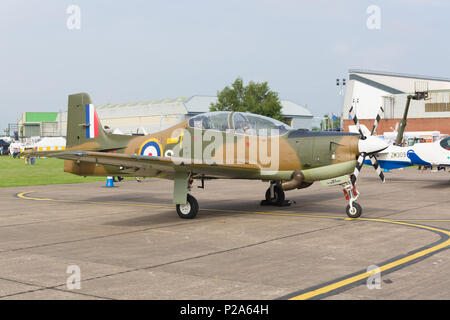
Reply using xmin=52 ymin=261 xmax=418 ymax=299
xmin=188 ymin=111 xmax=292 ymax=136
xmin=440 ymin=136 xmax=450 ymax=150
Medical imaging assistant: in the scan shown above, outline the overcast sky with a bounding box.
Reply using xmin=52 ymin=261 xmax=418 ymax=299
xmin=1 ymin=0 xmax=450 ymax=131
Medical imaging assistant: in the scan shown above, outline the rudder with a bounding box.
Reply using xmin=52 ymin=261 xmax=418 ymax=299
xmin=66 ymin=93 xmax=108 ymax=148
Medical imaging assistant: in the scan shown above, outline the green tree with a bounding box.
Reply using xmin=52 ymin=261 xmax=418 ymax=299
xmin=210 ymin=78 xmax=284 ymax=121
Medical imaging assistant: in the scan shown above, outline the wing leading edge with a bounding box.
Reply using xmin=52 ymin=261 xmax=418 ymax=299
xmin=23 ymin=150 xmax=266 ymax=179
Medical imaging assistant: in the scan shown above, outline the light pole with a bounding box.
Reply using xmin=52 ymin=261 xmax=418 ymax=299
xmin=336 ymin=78 xmax=346 ymax=96
xmin=336 ymin=78 xmax=346 ymax=130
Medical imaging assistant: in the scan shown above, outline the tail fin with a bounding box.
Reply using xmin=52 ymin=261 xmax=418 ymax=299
xmin=66 ymin=93 xmax=109 ymax=148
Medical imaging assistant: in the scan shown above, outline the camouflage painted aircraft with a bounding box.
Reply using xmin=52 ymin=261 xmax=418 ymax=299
xmin=25 ymin=93 xmax=388 ymax=219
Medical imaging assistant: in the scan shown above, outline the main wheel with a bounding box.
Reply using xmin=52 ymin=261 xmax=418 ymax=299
xmin=176 ymin=194 xmax=199 ymax=219
xmin=265 ymin=185 xmax=285 ymax=205
xmin=346 ymin=202 xmax=362 ymax=218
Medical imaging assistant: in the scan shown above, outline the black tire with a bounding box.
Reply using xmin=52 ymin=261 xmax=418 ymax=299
xmin=346 ymin=202 xmax=362 ymax=218
xmin=176 ymin=194 xmax=199 ymax=219
xmin=265 ymin=185 xmax=285 ymax=204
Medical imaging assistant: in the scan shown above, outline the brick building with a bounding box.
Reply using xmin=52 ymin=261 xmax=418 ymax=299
xmin=342 ymin=69 xmax=450 ymax=135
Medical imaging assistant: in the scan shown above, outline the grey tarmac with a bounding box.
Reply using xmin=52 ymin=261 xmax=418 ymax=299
xmin=0 ymin=167 xmax=449 ymax=299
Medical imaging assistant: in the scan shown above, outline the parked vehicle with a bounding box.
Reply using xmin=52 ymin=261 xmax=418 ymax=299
xmin=0 ymin=139 xmax=10 ymax=155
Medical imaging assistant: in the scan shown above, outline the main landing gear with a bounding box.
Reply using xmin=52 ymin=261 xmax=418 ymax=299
xmin=173 ymin=177 xmax=363 ymax=219
xmin=176 ymin=194 xmax=199 ymax=219
xmin=342 ymin=181 xmax=362 ymax=218
xmin=176 ymin=177 xmax=199 ymax=219
xmin=261 ymin=182 xmax=293 ymax=207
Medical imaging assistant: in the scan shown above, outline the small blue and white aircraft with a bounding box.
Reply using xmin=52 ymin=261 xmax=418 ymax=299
xmin=349 ymin=118 xmax=450 ymax=171
xmin=349 ymin=86 xmax=450 ymax=173
xmin=369 ymin=136 xmax=450 ymax=170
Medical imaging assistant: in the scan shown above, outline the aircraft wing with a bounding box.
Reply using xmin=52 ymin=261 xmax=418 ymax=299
xmin=21 ymin=150 xmax=66 ymax=158
xmin=32 ymin=150 xmax=183 ymax=173
xmin=22 ymin=150 xmax=257 ymax=178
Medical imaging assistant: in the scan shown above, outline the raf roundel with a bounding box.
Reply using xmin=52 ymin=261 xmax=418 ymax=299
xmin=139 ymin=139 xmax=163 ymax=157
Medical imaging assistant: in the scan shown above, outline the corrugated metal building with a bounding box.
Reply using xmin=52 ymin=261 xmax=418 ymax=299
xmin=58 ymin=95 xmax=313 ymax=136
xmin=342 ymin=69 xmax=450 ymax=135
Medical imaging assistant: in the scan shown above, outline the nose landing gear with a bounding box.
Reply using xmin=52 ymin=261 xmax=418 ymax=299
xmin=346 ymin=202 xmax=362 ymax=218
xmin=342 ymin=181 xmax=362 ymax=218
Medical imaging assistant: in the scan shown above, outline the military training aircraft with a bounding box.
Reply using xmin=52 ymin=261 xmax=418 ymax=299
xmin=25 ymin=93 xmax=389 ymax=219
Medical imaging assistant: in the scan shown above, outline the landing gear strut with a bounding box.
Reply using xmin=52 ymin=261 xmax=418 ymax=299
xmin=175 ymin=177 xmax=199 ymax=219
xmin=342 ymin=181 xmax=362 ymax=218
xmin=173 ymin=173 xmax=200 ymax=219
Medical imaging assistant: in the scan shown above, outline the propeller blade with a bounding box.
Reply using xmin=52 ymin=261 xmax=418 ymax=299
xmin=351 ymin=153 xmax=366 ymax=186
xmin=371 ymin=106 xmax=384 ymax=136
xmin=369 ymin=155 xmax=385 ymax=183
xmin=349 ymin=106 xmax=365 ymax=139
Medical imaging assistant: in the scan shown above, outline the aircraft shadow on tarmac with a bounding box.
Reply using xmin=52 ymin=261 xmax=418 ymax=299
xmin=417 ymin=179 xmax=450 ymax=190
xmin=95 ymin=192 xmax=369 ymax=228
xmin=86 ymin=189 xmax=344 ymax=206
xmin=363 ymin=175 xmax=450 ymax=186
xmin=105 ymin=212 xmax=185 ymax=227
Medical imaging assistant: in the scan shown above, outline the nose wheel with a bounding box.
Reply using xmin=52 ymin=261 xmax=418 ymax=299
xmin=346 ymin=202 xmax=362 ymax=218
xmin=342 ymin=181 xmax=362 ymax=218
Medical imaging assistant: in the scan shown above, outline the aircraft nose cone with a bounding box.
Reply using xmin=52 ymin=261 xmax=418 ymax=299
xmin=358 ymin=136 xmax=388 ymax=154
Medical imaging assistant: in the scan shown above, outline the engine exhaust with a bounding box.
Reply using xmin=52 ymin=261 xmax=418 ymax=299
xmin=282 ymin=170 xmax=305 ymax=191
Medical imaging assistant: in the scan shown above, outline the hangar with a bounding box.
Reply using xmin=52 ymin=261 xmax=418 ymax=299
xmin=342 ymin=69 xmax=450 ymax=135
xmin=57 ymin=95 xmax=313 ymax=136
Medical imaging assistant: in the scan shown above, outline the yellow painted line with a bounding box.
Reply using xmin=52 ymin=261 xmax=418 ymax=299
xmin=289 ymin=219 xmax=450 ymax=300
xmin=382 ymin=219 xmax=450 ymax=222
xmin=17 ymin=192 xmax=450 ymax=223
xmin=16 ymin=192 xmax=346 ymax=220
xmin=16 ymin=190 xmax=450 ymax=300
xmin=17 ymin=191 xmax=53 ymax=201
xmin=205 ymin=208 xmax=450 ymax=223
xmin=17 ymin=191 xmax=172 ymax=209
